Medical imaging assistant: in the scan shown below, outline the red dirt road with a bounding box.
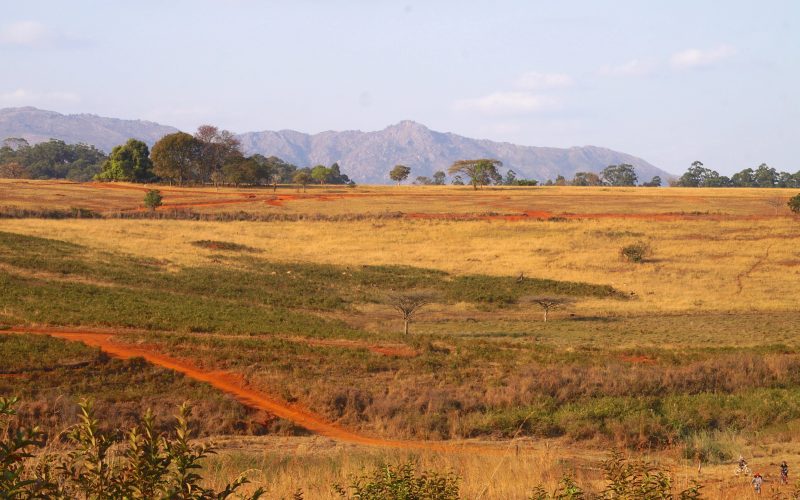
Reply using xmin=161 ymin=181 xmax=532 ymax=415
xmin=1 ymin=327 xmax=503 ymax=454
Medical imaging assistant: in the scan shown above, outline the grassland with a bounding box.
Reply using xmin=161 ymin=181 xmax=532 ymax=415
xmin=1 ymin=179 xmax=799 ymax=498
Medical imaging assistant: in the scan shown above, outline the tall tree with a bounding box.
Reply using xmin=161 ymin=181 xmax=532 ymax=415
xmin=447 ymin=159 xmax=503 ymax=190
xmin=194 ymin=125 xmax=242 ymax=184
xmin=389 ymin=165 xmax=411 ymax=185
xmin=600 ymin=164 xmax=638 ymax=186
xmin=150 ymin=132 xmax=202 ymax=185
xmin=311 ymin=165 xmax=331 ymax=184
xmin=293 ymin=169 xmax=313 ymax=192
xmin=432 ymin=170 xmax=446 ymax=185
xmin=572 ymin=171 xmax=602 ymax=186
xmin=96 ymin=139 xmax=154 ymax=182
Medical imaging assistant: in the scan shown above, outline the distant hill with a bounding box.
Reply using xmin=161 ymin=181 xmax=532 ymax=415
xmin=0 ymin=107 xmax=178 ymax=153
xmin=0 ymin=107 xmax=670 ymax=183
xmin=238 ymin=120 xmax=671 ymax=183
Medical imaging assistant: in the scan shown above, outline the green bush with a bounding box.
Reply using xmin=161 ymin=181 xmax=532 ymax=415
xmin=620 ymin=241 xmax=651 ymax=263
xmin=143 ymin=189 xmax=163 ymax=211
xmin=530 ymin=452 xmax=701 ymax=499
xmin=788 ymin=193 xmax=800 ymax=214
xmin=334 ymin=461 xmax=460 ymax=500
xmin=0 ymin=398 xmax=263 ymax=499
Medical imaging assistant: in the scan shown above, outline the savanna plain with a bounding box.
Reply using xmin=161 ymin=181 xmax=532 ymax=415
xmin=1 ymin=179 xmax=799 ymax=498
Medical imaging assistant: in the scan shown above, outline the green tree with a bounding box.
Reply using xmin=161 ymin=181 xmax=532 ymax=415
xmin=97 ymin=139 xmax=154 ymax=182
xmin=6 ymin=139 xmax=106 ymax=181
xmin=311 ymin=164 xmax=331 ymax=184
xmin=293 ymin=169 xmax=313 ymax=192
xmin=143 ymin=190 xmax=163 ymax=211
xmin=389 ymin=164 xmax=411 ymax=185
xmin=753 ymin=163 xmax=778 ymax=188
xmin=503 ymin=169 xmax=518 ymax=186
xmin=788 ymin=193 xmax=800 ymax=214
xmin=150 ymin=132 xmax=202 ymax=185
xmin=432 ymin=170 xmax=446 ymax=185
xmin=642 ymin=175 xmax=662 ymax=187
xmin=447 ymin=159 xmax=503 ymax=190
xmin=195 ymin=125 xmax=243 ymax=184
xmin=327 ymin=162 xmax=352 ymax=184
xmin=731 ymin=168 xmax=755 ymax=187
xmin=572 ymin=171 xmax=602 ymax=186
xmin=601 ymin=164 xmax=638 ymax=186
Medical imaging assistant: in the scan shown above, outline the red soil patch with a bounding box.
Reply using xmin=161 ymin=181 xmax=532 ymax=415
xmin=1 ymin=327 xmax=505 ymax=454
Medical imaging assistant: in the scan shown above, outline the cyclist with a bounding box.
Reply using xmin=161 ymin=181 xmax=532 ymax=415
xmin=781 ymin=461 xmax=789 ymax=484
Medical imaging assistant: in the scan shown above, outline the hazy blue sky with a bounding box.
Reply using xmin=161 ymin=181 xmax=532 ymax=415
xmin=1 ymin=1 xmax=797 ymax=174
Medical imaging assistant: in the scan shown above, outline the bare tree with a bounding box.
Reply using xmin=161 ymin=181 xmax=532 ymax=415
xmin=388 ymin=291 xmax=434 ymax=335
xmin=523 ymin=296 xmax=575 ymax=322
xmin=766 ymin=198 xmax=784 ymax=215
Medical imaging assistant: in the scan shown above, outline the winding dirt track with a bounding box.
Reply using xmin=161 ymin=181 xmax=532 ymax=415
xmin=2 ymin=327 xmax=505 ymax=455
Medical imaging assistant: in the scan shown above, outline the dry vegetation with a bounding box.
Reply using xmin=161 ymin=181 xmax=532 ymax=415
xmin=1 ymin=179 xmax=799 ymax=498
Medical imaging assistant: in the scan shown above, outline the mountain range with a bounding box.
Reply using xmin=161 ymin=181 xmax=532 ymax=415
xmin=0 ymin=107 xmax=671 ymax=183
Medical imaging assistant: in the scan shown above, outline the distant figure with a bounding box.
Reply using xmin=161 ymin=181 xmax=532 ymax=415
xmin=781 ymin=461 xmax=789 ymax=484
xmin=752 ymin=473 xmax=763 ymax=494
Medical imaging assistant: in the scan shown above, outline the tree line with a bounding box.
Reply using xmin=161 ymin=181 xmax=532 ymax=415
xmin=0 ymin=126 xmax=354 ymax=187
xmin=0 ymin=138 xmax=106 ymax=181
xmin=390 ymin=161 xmax=652 ymax=188
xmin=674 ymin=161 xmax=800 ymax=188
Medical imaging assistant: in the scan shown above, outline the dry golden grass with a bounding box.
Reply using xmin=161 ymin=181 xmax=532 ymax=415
xmin=3 ymin=215 xmax=797 ymax=314
xmin=198 ymin=435 xmax=795 ymax=499
xmin=4 ymin=180 xmax=800 ymax=497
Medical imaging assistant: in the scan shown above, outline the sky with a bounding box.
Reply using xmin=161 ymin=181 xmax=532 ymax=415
xmin=1 ymin=0 xmax=798 ymax=175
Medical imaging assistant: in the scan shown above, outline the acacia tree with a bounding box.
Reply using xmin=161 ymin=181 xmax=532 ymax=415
xmin=293 ymin=169 xmax=313 ymax=192
xmin=448 ymin=159 xmax=503 ymax=190
xmin=524 ymin=296 xmax=574 ymax=322
xmin=151 ymin=132 xmax=202 ymax=185
xmin=389 ymin=165 xmax=411 ymax=185
xmin=388 ymin=291 xmax=434 ymax=335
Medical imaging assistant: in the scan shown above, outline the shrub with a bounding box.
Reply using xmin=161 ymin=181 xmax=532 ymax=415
xmin=788 ymin=193 xmax=800 ymax=214
xmin=620 ymin=241 xmax=651 ymax=263
xmin=143 ymin=189 xmax=163 ymax=211
xmin=530 ymin=452 xmax=702 ymax=499
xmin=0 ymin=398 xmax=263 ymax=499
xmin=334 ymin=461 xmax=460 ymax=500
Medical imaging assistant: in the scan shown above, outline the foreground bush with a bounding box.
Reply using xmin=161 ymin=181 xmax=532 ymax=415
xmin=0 ymin=397 xmax=263 ymax=499
xmin=530 ymin=452 xmax=702 ymax=499
xmin=333 ymin=461 xmax=460 ymax=499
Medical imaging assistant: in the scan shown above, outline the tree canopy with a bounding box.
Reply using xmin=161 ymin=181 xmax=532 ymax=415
xmin=96 ymin=139 xmax=154 ymax=182
xmin=150 ymin=132 xmax=202 ymax=185
xmin=0 ymin=138 xmax=106 ymax=181
xmin=389 ymin=164 xmax=411 ymax=185
xmin=600 ymin=164 xmax=638 ymax=186
xmin=447 ymin=159 xmax=503 ymax=189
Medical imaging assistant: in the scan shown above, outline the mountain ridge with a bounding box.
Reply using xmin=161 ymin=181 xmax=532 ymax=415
xmin=0 ymin=107 xmax=671 ymax=183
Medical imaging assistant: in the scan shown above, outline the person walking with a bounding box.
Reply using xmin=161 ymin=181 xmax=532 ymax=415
xmin=752 ymin=473 xmax=763 ymax=494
